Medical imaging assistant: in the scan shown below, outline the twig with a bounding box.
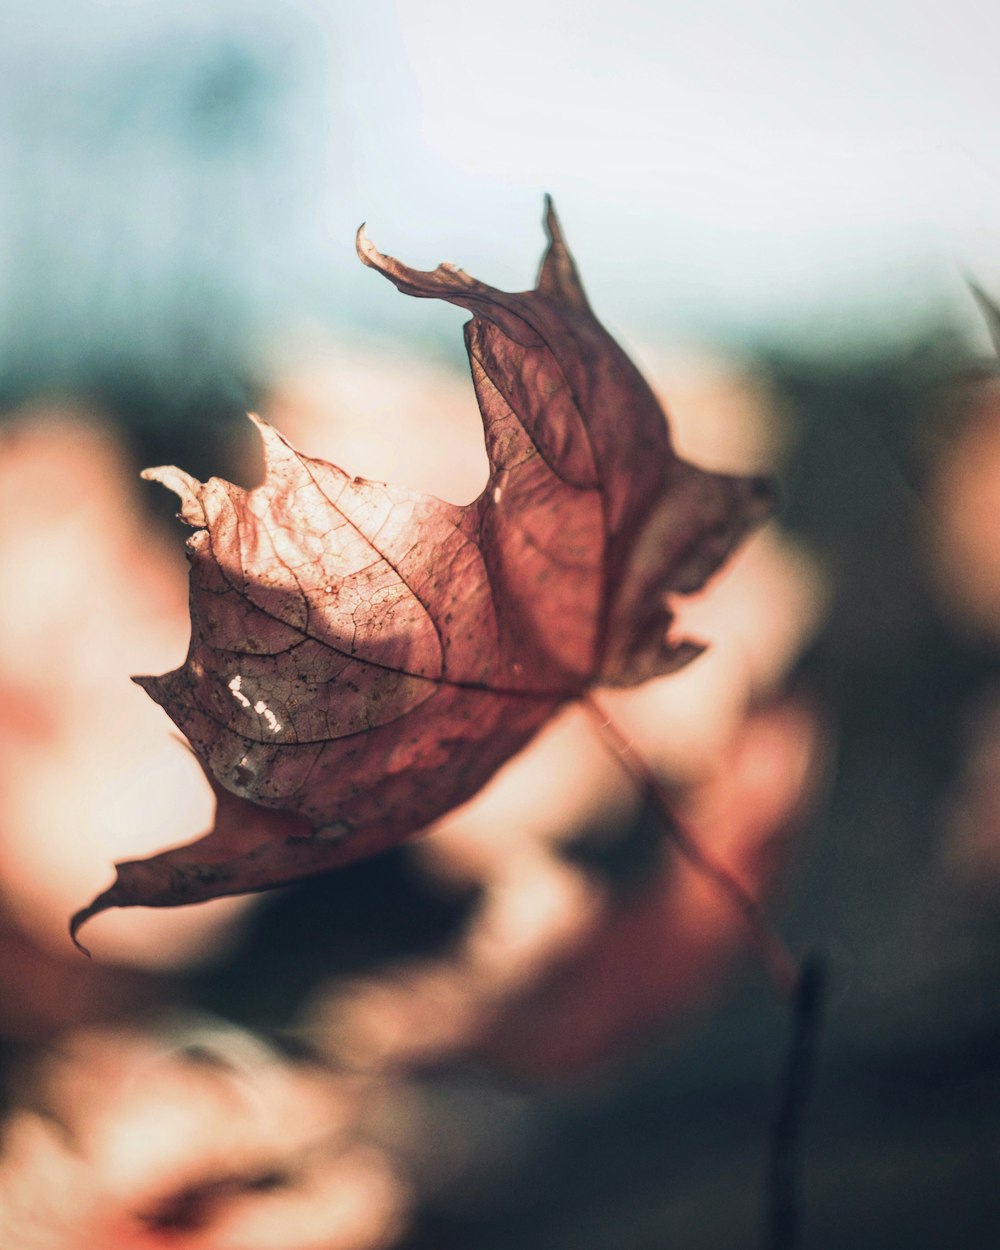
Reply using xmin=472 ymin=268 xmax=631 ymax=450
xmin=763 ymin=951 xmax=826 ymax=1250
xmin=581 ymin=692 xmax=800 ymax=996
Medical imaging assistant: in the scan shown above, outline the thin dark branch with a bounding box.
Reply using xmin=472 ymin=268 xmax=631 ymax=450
xmin=763 ymin=951 xmax=827 ymax=1250
xmin=581 ymin=691 xmax=800 ymax=995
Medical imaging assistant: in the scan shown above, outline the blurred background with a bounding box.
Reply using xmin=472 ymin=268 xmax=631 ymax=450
xmin=1 ymin=1 xmax=1000 ymax=1246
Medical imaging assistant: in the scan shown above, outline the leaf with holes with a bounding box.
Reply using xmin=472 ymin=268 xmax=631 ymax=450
xmin=72 ymin=200 xmax=771 ymax=946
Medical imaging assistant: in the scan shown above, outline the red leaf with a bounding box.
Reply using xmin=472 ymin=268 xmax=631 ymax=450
xmin=73 ymin=200 xmax=771 ymax=942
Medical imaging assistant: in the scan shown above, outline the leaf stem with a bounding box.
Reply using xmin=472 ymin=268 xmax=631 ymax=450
xmin=580 ymin=692 xmax=800 ymax=997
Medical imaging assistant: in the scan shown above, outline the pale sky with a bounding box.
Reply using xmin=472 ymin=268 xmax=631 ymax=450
xmin=3 ymin=0 xmax=1000 ymax=363
xmin=324 ymin=0 xmax=1000 ymax=349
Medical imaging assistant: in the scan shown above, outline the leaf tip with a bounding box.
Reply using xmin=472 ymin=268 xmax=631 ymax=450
xmin=141 ymin=464 xmax=207 ymax=528
xmin=247 ymin=412 xmax=299 ymax=471
xmin=69 ymin=918 xmax=93 ymax=957
xmin=542 ymin=193 xmax=560 ymax=241
xmin=69 ymin=861 xmax=162 ymax=956
xmin=537 ymin=195 xmax=589 ymax=311
xmin=69 ymin=888 xmax=119 ymax=957
xmin=666 ymin=637 xmax=708 ymax=670
xmin=246 ymin=410 xmax=278 ymax=448
xmin=355 ymin=222 xmax=381 ymax=271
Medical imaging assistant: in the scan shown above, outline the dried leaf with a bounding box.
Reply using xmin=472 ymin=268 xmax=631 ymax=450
xmin=73 ymin=199 xmax=771 ymax=942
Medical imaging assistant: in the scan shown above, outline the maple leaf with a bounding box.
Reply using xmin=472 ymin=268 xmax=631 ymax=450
xmin=72 ymin=199 xmax=772 ymax=945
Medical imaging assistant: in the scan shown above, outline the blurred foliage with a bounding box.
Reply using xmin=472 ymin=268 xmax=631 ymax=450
xmin=4 ymin=302 xmax=1000 ymax=1245
xmin=94 ymin=329 xmax=997 ymax=1248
